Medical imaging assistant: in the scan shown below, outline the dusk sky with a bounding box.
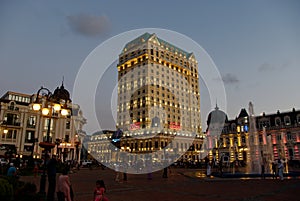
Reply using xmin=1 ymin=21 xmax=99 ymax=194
xmin=1 ymin=1 xmax=299 ymax=134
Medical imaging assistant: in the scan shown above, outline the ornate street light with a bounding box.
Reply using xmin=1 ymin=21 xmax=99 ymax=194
xmin=32 ymin=85 xmax=71 ymax=197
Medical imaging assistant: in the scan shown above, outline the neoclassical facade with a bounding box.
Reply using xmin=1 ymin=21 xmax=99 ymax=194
xmin=206 ymin=105 xmax=300 ymax=167
xmin=0 ymin=84 xmax=86 ymax=161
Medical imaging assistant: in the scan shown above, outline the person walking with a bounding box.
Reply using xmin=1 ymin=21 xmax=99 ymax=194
xmin=162 ymin=167 xmax=168 ymax=178
xmin=206 ymin=162 xmax=212 ymax=177
xmin=271 ymin=162 xmax=277 ymax=179
xmin=7 ymin=163 xmax=17 ymax=177
xmin=57 ymin=168 xmax=72 ymax=201
xmin=277 ymin=159 xmax=284 ymax=181
xmin=94 ymin=180 xmax=109 ymax=201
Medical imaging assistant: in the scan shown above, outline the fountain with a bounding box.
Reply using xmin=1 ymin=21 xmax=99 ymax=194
xmin=246 ymin=102 xmax=262 ymax=174
xmin=246 ymin=102 xmax=275 ymax=174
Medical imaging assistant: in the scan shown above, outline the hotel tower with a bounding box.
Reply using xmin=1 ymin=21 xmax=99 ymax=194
xmin=115 ymin=33 xmax=203 ymax=161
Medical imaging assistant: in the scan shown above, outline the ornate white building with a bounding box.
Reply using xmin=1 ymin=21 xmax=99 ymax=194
xmin=206 ymin=105 xmax=300 ymax=170
xmin=0 ymin=83 xmax=86 ymax=161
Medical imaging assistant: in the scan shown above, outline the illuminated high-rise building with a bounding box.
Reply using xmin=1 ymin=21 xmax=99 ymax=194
xmin=115 ymin=33 xmax=203 ymax=161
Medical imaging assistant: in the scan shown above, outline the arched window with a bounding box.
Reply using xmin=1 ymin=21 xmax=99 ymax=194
xmin=284 ymin=116 xmax=291 ymax=126
xmin=297 ymin=114 xmax=300 ymax=124
xmin=275 ymin=117 xmax=281 ymax=126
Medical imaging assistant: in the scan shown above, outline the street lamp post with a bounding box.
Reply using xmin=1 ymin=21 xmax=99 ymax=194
xmin=32 ymin=86 xmax=70 ymax=198
xmin=74 ymin=135 xmax=80 ymax=162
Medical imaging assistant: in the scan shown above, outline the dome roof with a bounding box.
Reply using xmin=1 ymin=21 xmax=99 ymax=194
xmin=207 ymin=105 xmax=228 ymax=126
xmin=51 ymin=82 xmax=71 ymax=102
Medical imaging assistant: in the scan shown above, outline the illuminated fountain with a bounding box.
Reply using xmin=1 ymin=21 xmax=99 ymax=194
xmin=246 ymin=102 xmax=262 ymax=173
xmin=246 ymin=102 xmax=274 ymax=174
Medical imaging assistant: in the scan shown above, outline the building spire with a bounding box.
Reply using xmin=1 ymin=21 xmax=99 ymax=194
xmin=215 ymin=99 xmax=219 ymax=110
xmin=62 ymin=76 xmax=64 ymax=87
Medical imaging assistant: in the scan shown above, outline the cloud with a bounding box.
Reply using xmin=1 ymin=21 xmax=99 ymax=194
xmin=258 ymin=62 xmax=275 ymax=72
xmin=66 ymin=14 xmax=111 ymax=37
xmin=280 ymin=61 xmax=291 ymax=70
xmin=221 ymin=73 xmax=239 ymax=84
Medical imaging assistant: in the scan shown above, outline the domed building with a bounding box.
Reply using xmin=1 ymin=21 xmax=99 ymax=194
xmin=205 ymin=105 xmax=228 ymax=153
xmin=206 ymin=105 xmax=228 ymax=132
xmin=205 ymin=106 xmax=251 ymax=164
xmin=51 ymin=82 xmax=72 ymax=103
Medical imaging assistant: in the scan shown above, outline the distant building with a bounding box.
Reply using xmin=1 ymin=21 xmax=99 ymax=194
xmin=88 ymin=130 xmax=115 ymax=163
xmin=0 ymin=83 xmax=86 ymax=161
xmin=206 ymin=105 xmax=300 ymax=166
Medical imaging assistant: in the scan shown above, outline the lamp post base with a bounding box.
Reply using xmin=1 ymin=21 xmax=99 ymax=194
xmin=39 ymin=173 xmax=47 ymax=195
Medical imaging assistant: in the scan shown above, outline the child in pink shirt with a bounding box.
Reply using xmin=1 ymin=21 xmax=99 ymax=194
xmin=94 ymin=180 xmax=109 ymax=201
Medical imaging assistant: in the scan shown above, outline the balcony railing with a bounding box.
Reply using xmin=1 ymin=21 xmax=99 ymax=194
xmin=26 ymin=124 xmax=36 ymax=129
xmin=8 ymin=106 xmax=19 ymax=111
xmin=3 ymin=121 xmax=21 ymax=126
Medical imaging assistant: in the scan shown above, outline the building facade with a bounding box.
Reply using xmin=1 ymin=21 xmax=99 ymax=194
xmin=88 ymin=130 xmax=115 ymax=164
xmin=113 ymin=33 xmax=203 ymax=162
xmin=206 ymin=105 xmax=300 ymax=168
xmin=0 ymin=84 xmax=86 ymax=162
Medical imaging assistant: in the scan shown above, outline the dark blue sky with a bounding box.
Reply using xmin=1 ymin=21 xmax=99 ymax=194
xmin=1 ymin=1 xmax=299 ymax=133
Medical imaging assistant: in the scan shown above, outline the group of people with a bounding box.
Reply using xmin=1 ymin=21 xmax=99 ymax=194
xmin=271 ymin=159 xmax=285 ymax=180
xmin=56 ymin=166 xmax=109 ymax=201
xmin=44 ymin=154 xmax=108 ymax=201
xmin=204 ymin=154 xmax=287 ymax=180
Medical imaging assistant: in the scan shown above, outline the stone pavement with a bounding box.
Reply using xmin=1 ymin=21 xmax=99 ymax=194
xmin=20 ymin=167 xmax=300 ymax=201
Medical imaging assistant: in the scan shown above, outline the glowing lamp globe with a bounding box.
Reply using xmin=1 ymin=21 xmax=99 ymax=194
xmin=61 ymin=109 xmax=69 ymax=116
xmin=53 ymin=103 xmax=61 ymax=111
xmin=42 ymin=108 xmax=50 ymax=115
xmin=33 ymin=103 xmax=41 ymax=111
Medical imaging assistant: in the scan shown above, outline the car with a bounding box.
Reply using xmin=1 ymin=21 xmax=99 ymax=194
xmin=81 ymin=160 xmax=92 ymax=167
xmin=0 ymin=158 xmax=8 ymax=166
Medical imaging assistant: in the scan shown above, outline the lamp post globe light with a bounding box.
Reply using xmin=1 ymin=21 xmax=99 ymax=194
xmin=32 ymin=85 xmax=71 ymax=198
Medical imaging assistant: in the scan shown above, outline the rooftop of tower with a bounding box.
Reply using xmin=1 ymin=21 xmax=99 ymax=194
xmin=122 ymin=32 xmax=194 ymax=58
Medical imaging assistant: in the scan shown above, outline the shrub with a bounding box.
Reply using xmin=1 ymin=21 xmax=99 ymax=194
xmin=0 ymin=178 xmax=13 ymax=201
xmin=14 ymin=182 xmax=39 ymax=201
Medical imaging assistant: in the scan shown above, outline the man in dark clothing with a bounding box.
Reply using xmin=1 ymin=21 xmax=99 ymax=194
xmin=162 ymin=167 xmax=168 ymax=178
xmin=47 ymin=155 xmax=57 ymax=201
xmin=272 ymin=162 xmax=277 ymax=179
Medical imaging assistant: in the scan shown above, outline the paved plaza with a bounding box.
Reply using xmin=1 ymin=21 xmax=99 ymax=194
xmin=20 ymin=167 xmax=300 ymax=201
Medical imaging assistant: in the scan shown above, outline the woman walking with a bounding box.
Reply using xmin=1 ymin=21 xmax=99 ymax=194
xmin=57 ymin=168 xmax=72 ymax=201
xmin=277 ymin=159 xmax=284 ymax=181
